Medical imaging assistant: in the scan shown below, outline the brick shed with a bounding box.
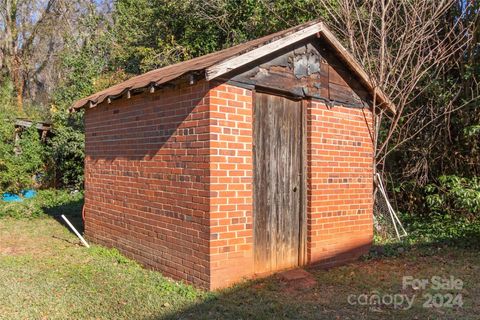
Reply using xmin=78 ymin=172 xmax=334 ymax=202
xmin=72 ymin=20 xmax=395 ymax=290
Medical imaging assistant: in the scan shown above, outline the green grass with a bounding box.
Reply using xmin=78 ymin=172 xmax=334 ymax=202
xmin=1 ymin=195 xmax=480 ymax=319
xmin=0 ymin=189 xmax=84 ymax=219
xmin=0 ymin=218 xmax=206 ymax=319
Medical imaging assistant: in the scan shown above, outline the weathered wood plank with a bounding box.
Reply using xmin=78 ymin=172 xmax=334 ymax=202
xmin=329 ymin=82 xmax=362 ymax=105
xmin=319 ymin=24 xmax=395 ymax=112
xmin=299 ymin=99 xmax=308 ymax=266
xmin=229 ymin=39 xmax=368 ymax=108
xmin=254 ymin=92 xmax=302 ymax=274
xmin=206 ymin=23 xmax=323 ymax=80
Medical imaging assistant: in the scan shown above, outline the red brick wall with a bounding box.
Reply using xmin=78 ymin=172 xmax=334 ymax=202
xmin=208 ymin=83 xmax=254 ymax=289
xmin=84 ymin=81 xmax=211 ymax=288
xmin=306 ymin=100 xmax=374 ymax=266
xmin=84 ymin=81 xmax=374 ymax=290
xmin=205 ymin=86 xmax=374 ymax=288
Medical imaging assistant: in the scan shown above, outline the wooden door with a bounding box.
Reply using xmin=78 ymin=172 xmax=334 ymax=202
xmin=253 ymin=91 xmax=304 ymax=274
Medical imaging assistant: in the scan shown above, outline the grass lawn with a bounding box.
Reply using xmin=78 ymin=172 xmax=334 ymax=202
xmin=1 ymin=207 xmax=479 ymax=319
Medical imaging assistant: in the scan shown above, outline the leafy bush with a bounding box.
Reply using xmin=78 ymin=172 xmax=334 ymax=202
xmin=0 ymin=121 xmax=45 ymax=194
xmin=0 ymin=200 xmax=45 ymax=219
xmin=46 ymin=124 xmax=85 ymax=189
xmin=403 ymin=212 xmax=480 ymax=247
xmin=368 ymin=213 xmax=480 ymax=259
xmin=0 ymin=78 xmax=14 ymax=113
xmin=0 ymin=189 xmax=83 ymax=219
xmin=424 ymin=175 xmax=480 ymax=216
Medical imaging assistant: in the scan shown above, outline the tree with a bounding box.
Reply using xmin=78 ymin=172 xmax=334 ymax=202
xmin=0 ymin=0 xmax=99 ymax=113
xmin=308 ymin=0 xmax=479 ymax=175
xmin=48 ymin=4 xmax=113 ymax=189
xmin=111 ymin=0 xmax=321 ymax=74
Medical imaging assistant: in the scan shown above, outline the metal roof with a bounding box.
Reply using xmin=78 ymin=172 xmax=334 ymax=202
xmin=71 ymin=20 xmax=395 ymax=113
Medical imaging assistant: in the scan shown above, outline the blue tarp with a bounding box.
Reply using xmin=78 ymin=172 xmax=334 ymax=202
xmin=2 ymin=189 xmax=36 ymax=202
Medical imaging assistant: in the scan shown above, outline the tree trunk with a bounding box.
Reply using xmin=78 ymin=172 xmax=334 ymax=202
xmin=11 ymin=55 xmax=23 ymax=113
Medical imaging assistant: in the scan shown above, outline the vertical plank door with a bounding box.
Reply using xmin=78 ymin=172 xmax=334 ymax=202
xmin=254 ymin=91 xmax=303 ymax=274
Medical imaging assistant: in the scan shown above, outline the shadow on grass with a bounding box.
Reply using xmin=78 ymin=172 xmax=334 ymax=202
xmin=152 ymin=227 xmax=480 ymax=320
xmin=43 ymin=196 xmax=84 ymax=233
xmin=160 ymin=277 xmax=331 ymax=320
xmin=37 ymin=195 xmax=480 ymax=319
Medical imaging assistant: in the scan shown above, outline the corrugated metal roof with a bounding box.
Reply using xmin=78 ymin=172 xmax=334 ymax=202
xmin=71 ymin=21 xmax=321 ymax=110
xmin=71 ymin=20 xmax=395 ymax=113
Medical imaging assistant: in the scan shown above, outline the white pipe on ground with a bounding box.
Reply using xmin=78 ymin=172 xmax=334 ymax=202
xmin=61 ymin=214 xmax=90 ymax=248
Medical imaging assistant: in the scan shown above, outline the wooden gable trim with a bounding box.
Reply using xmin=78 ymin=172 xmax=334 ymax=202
xmin=319 ymin=24 xmax=396 ymax=114
xmin=206 ymin=22 xmax=396 ymax=114
xmin=205 ymin=23 xmax=324 ymax=81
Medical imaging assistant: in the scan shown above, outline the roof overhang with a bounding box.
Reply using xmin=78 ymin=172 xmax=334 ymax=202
xmin=71 ymin=20 xmax=395 ymax=114
xmin=206 ymin=21 xmax=395 ymax=114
